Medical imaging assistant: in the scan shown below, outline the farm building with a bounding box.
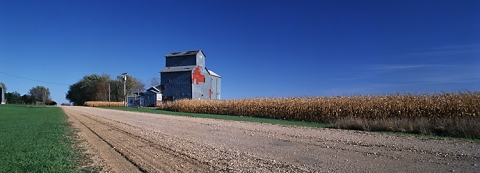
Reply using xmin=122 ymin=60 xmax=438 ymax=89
xmin=160 ymin=50 xmax=221 ymax=101
xmin=0 ymin=85 xmax=4 ymax=104
xmin=127 ymin=85 xmax=162 ymax=107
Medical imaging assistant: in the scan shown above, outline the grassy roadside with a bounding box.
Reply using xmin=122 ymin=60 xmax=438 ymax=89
xmin=103 ymin=107 xmax=329 ymax=128
xmin=0 ymin=105 xmax=79 ymax=172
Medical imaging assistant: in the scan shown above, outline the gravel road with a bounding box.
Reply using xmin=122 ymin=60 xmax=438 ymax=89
xmin=62 ymin=106 xmax=480 ymax=172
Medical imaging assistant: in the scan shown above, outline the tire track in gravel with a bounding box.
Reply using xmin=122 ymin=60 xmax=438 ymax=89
xmin=65 ymin=107 xmax=308 ymax=172
xmin=63 ymin=106 xmax=480 ymax=173
xmin=63 ymin=107 xmax=216 ymax=172
xmin=65 ymin=108 xmax=142 ymax=173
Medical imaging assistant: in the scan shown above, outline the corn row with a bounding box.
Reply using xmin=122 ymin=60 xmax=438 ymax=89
xmin=158 ymin=92 xmax=480 ymax=123
xmin=84 ymin=101 xmax=124 ymax=107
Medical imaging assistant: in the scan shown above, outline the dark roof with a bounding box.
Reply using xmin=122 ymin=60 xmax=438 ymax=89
xmin=165 ymin=50 xmax=205 ymax=57
xmin=161 ymin=66 xmax=221 ymax=78
xmin=146 ymin=86 xmax=161 ymax=93
xmin=160 ymin=65 xmax=196 ymax=73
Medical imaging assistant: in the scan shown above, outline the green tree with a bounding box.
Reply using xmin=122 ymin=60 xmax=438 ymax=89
xmin=108 ymin=79 xmax=123 ymax=102
xmin=115 ymin=75 xmax=145 ymax=100
xmin=21 ymin=94 xmax=33 ymax=104
xmin=48 ymin=101 xmax=57 ymax=105
xmin=29 ymin=86 xmax=51 ymax=103
xmin=66 ymin=73 xmax=144 ymax=105
xmin=66 ymin=82 xmax=86 ymax=106
xmin=5 ymin=91 xmax=21 ymax=104
xmin=66 ymin=74 xmax=109 ymax=105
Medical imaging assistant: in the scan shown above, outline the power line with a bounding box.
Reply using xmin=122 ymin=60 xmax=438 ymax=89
xmin=0 ymin=71 xmax=70 ymax=86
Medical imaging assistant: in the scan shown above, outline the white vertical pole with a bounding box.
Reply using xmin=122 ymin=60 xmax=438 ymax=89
xmin=123 ymin=73 xmax=127 ymax=107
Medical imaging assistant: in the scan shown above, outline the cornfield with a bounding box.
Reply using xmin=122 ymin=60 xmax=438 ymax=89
xmin=159 ymin=92 xmax=480 ymax=123
xmin=84 ymin=101 xmax=125 ymax=107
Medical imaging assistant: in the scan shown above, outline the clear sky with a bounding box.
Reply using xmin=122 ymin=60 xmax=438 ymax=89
xmin=1 ymin=0 xmax=479 ymax=104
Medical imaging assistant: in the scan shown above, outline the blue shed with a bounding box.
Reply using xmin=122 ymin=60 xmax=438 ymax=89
xmin=160 ymin=50 xmax=221 ymax=101
xmin=143 ymin=86 xmax=162 ymax=106
xmin=127 ymin=85 xmax=162 ymax=107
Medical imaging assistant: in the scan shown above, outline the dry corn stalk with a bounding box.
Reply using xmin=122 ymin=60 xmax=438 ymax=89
xmin=158 ymin=91 xmax=480 ymax=123
xmin=84 ymin=101 xmax=124 ymax=107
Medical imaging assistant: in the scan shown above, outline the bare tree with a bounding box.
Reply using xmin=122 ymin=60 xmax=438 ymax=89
xmin=150 ymin=77 xmax=160 ymax=87
xmin=134 ymin=79 xmax=146 ymax=93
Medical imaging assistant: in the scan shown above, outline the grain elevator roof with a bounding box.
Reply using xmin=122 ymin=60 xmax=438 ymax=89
xmin=165 ymin=50 xmax=205 ymax=57
xmin=160 ymin=65 xmax=197 ymax=73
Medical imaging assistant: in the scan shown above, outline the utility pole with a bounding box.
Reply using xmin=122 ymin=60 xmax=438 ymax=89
xmin=108 ymin=83 xmax=111 ymax=107
xmin=122 ymin=72 xmax=127 ymax=107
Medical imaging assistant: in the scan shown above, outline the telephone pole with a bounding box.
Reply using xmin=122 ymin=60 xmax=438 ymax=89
xmin=108 ymin=83 xmax=111 ymax=107
xmin=122 ymin=72 xmax=127 ymax=107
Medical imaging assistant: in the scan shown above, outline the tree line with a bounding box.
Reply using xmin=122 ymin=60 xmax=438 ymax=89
xmin=65 ymin=73 xmax=145 ymax=106
xmin=0 ymin=82 xmax=56 ymax=105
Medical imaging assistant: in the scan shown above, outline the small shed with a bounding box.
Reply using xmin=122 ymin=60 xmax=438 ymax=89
xmin=143 ymin=85 xmax=162 ymax=106
xmin=127 ymin=85 xmax=162 ymax=107
xmin=160 ymin=50 xmax=221 ymax=101
xmin=127 ymin=94 xmax=145 ymax=107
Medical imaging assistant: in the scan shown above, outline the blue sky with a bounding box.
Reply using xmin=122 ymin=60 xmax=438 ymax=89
xmin=1 ymin=0 xmax=479 ymax=104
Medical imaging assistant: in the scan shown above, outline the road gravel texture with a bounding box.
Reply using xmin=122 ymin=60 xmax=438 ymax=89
xmin=62 ymin=106 xmax=480 ymax=172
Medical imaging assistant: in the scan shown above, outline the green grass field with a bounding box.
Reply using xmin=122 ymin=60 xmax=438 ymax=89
xmin=105 ymin=107 xmax=330 ymax=128
xmin=0 ymin=105 xmax=77 ymax=172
